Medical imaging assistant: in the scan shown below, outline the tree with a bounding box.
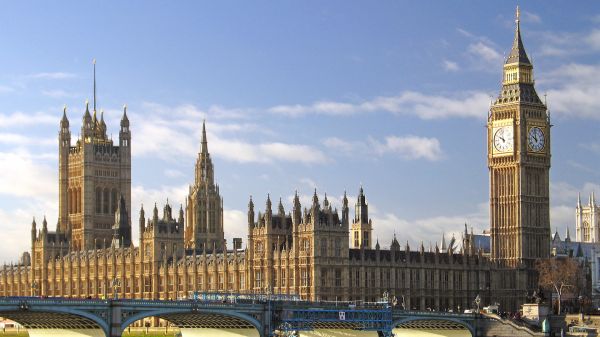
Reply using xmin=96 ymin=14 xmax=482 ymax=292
xmin=536 ymin=257 xmax=585 ymax=314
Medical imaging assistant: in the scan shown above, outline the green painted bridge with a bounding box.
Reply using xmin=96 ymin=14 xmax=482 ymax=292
xmin=0 ymin=296 xmax=542 ymax=337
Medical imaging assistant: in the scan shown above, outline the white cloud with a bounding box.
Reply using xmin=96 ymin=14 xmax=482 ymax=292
xmin=324 ymin=135 xmax=443 ymax=161
xmin=131 ymin=109 xmax=327 ymax=165
xmin=141 ymin=102 xmax=251 ymax=120
xmin=443 ymin=59 xmax=459 ymax=72
xmin=223 ymin=209 xmax=247 ymax=244
xmin=0 ymin=111 xmax=57 ymax=128
xmin=0 ymin=150 xmax=56 ymax=200
xmin=522 ymin=11 xmax=542 ymax=24
xmin=579 ymin=142 xmax=600 ymax=155
xmin=0 ymin=133 xmax=54 ymax=146
xmin=467 ymin=41 xmax=503 ymax=64
xmin=299 ymin=178 xmax=318 ymax=190
xmin=323 ymin=137 xmax=355 ymax=154
xmin=535 ymin=27 xmax=600 ymax=57
xmin=164 ymin=169 xmax=185 ymax=178
xmin=370 ymin=136 xmax=443 ymax=161
xmin=42 ymin=89 xmax=75 ymax=98
xmin=0 ymin=149 xmax=59 ymax=259
xmin=0 ymin=85 xmax=14 ymax=93
xmin=270 ymin=91 xmax=490 ymax=120
xmin=27 ymin=72 xmax=76 ymax=80
xmin=541 ymin=63 xmax=600 ymax=119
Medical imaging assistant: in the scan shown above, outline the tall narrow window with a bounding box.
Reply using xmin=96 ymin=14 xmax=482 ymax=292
xmin=96 ymin=188 xmax=102 ymax=214
xmin=103 ymin=188 xmax=109 ymax=214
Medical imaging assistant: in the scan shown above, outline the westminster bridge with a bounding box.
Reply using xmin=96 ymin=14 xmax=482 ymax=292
xmin=0 ymin=295 xmax=544 ymax=337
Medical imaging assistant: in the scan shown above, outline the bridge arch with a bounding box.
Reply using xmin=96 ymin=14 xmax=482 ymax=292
xmin=393 ymin=317 xmax=475 ymax=337
xmin=120 ymin=307 xmax=264 ymax=337
xmin=0 ymin=305 xmax=109 ymax=337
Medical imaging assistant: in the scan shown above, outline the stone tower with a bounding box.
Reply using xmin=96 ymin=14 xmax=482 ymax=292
xmin=488 ymin=7 xmax=551 ymax=310
xmin=185 ymin=121 xmax=225 ymax=252
xmin=351 ymin=187 xmax=372 ymax=249
xmin=488 ymin=6 xmax=551 ymax=268
xmin=58 ymin=64 xmax=131 ymax=251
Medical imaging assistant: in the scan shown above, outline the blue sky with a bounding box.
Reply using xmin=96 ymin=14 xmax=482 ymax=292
xmin=1 ymin=1 xmax=600 ymax=259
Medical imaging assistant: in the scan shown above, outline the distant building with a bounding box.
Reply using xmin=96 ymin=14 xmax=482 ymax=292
xmin=576 ymin=193 xmax=600 ymax=243
xmin=551 ymin=195 xmax=600 ymax=306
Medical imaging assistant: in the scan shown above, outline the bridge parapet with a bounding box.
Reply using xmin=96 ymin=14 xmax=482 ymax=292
xmin=0 ymin=297 xmax=529 ymax=337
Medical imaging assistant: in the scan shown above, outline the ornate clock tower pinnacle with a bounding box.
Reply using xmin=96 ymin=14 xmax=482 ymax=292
xmin=488 ymin=6 xmax=551 ymax=270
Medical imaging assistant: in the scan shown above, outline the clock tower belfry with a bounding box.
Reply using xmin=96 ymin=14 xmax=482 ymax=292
xmin=488 ymin=6 xmax=551 ymax=271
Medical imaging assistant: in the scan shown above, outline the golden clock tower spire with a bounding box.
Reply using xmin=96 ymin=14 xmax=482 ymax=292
xmin=488 ymin=6 xmax=551 ymax=309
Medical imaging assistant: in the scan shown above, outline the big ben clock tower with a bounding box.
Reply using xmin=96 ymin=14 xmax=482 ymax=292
xmin=488 ymin=7 xmax=551 ymax=301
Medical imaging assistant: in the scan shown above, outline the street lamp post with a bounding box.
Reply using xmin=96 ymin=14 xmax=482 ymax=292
xmin=474 ymin=294 xmax=481 ymax=312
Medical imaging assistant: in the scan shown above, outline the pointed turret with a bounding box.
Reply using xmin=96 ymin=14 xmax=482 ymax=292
xmin=323 ymin=193 xmax=329 ymax=209
xmin=92 ymin=108 xmax=98 ymax=126
xmin=390 ymin=233 xmax=400 ymax=251
xmin=178 ymin=204 xmax=184 ymax=224
xmin=592 ymin=192 xmax=596 ymax=207
xmin=566 ymin=227 xmax=572 ymax=243
xmin=100 ymin=110 xmax=106 ymax=134
xmin=139 ymin=204 xmax=145 ymax=238
xmin=577 ymin=193 xmax=582 ymax=209
xmin=120 ymin=105 xmax=130 ymax=129
xmin=292 ymin=191 xmax=301 ymax=227
xmin=355 ymin=185 xmax=368 ymax=224
xmin=83 ymin=100 xmax=91 ymax=121
xmin=248 ymin=196 xmax=255 ymax=228
xmin=153 ymin=203 xmax=159 ymax=222
xmin=341 ymin=190 xmax=349 ymax=226
xmin=312 ymin=189 xmax=319 ymax=207
xmin=31 ymin=217 xmax=37 ymax=243
xmin=42 ymin=216 xmax=48 ymax=236
xmin=441 ymin=232 xmax=447 ymax=252
xmin=278 ymin=197 xmax=285 ymax=217
xmin=81 ymin=100 xmax=92 ymax=138
xmin=266 ymin=193 xmax=272 ymax=214
xmin=60 ymin=105 xmax=70 ymax=130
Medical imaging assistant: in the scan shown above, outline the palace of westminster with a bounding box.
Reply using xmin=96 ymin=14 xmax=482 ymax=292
xmin=0 ymin=9 xmax=553 ymax=312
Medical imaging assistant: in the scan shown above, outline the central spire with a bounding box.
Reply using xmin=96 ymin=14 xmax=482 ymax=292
xmin=505 ymin=6 xmax=531 ymax=65
xmin=201 ymin=120 xmax=208 ymax=154
xmin=93 ymin=59 xmax=97 ymax=112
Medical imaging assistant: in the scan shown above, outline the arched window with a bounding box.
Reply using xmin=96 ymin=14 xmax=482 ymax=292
xmin=321 ymin=238 xmax=327 ymax=256
xmin=68 ymin=188 xmax=72 ymax=214
xmin=111 ymin=189 xmax=118 ymax=214
xmin=96 ymin=188 xmax=102 ymax=214
xmin=76 ymin=188 xmax=81 ymax=213
xmin=103 ymin=188 xmax=110 ymax=214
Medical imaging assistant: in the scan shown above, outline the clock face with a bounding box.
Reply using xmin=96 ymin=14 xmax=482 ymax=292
xmin=528 ymin=127 xmax=545 ymax=152
xmin=493 ymin=126 xmax=513 ymax=152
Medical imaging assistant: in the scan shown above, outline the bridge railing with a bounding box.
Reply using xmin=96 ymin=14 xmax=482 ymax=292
xmin=392 ymin=309 xmax=479 ymax=319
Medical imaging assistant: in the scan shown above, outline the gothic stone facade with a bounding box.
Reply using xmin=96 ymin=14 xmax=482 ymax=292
xmin=0 ymin=9 xmax=548 ymax=313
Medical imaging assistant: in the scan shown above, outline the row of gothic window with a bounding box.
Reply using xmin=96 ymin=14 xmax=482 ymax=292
xmin=96 ymin=188 xmax=119 ymax=215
